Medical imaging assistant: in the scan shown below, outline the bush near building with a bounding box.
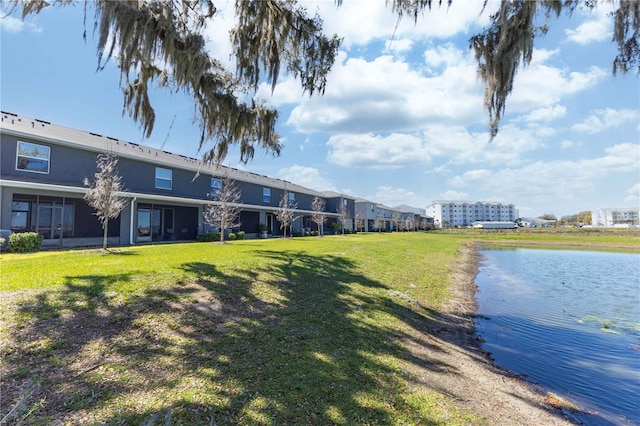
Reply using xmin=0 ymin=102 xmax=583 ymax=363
xmin=8 ymin=232 xmax=43 ymax=253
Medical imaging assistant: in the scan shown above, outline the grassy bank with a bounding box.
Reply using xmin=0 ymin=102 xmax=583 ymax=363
xmin=435 ymin=227 xmax=640 ymax=250
xmin=1 ymin=231 xmax=637 ymax=425
xmin=1 ymin=233 xmax=476 ymax=425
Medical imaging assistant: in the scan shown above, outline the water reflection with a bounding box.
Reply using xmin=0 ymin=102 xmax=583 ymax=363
xmin=475 ymin=248 xmax=640 ymax=426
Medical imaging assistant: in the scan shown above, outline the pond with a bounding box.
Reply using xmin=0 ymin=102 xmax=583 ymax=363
xmin=474 ymin=248 xmax=640 ymax=425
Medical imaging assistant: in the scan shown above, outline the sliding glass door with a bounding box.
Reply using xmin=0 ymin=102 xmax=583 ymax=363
xmin=136 ymin=207 xmax=174 ymax=242
xmin=37 ymin=203 xmax=74 ymax=240
xmin=137 ymin=208 xmax=152 ymax=242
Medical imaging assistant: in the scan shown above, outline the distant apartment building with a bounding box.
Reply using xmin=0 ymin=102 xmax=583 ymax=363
xmin=591 ymin=208 xmax=639 ymax=227
xmin=426 ymin=200 xmax=518 ymax=228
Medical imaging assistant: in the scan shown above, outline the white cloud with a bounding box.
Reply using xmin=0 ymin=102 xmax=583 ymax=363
xmin=515 ymin=105 xmax=567 ymax=123
xmin=421 ymin=123 xmax=546 ymax=167
xmin=565 ymin=7 xmax=612 ymax=45
xmin=316 ymin=119 xmax=552 ymax=172
xmin=625 ymin=183 xmax=640 ymax=204
xmin=423 ymin=42 xmax=465 ymax=70
xmin=385 ymin=38 xmax=413 ymax=54
xmin=448 ymin=143 xmax=640 ymax=212
xmin=277 ymin=165 xmax=336 ymax=192
xmin=440 ymin=190 xmax=469 ymax=200
xmin=571 ymin=108 xmax=640 ymax=134
xmin=326 ymin=133 xmax=430 ymax=168
xmin=316 ymin=1 xmax=495 ymax=49
xmin=203 ymin=2 xmax=237 ymax=68
xmin=284 ymin=42 xmax=610 ymax=144
xmin=286 ymin=49 xmax=484 ymax=134
xmin=368 ymin=186 xmax=425 ymax=208
xmin=0 ymin=14 xmax=41 ymax=33
xmin=560 ymin=139 xmax=582 ymax=149
xmin=509 ymin=50 xmax=607 ymax=112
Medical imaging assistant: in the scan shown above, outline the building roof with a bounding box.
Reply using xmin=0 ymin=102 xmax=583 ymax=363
xmin=428 ymin=200 xmax=515 ymax=206
xmin=318 ymin=190 xmax=356 ymax=200
xmin=1 ymin=111 xmax=322 ymax=196
xmin=394 ymin=204 xmax=426 ymax=215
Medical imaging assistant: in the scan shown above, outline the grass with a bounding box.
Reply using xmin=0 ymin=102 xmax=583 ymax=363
xmin=1 ymin=230 xmax=637 ymax=425
xmin=437 ymin=226 xmax=640 ymax=250
xmin=1 ymin=233 xmax=476 ymax=425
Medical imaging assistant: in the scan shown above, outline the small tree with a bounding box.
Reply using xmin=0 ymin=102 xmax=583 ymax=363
xmin=202 ymin=178 xmax=242 ymax=243
xmin=311 ymin=196 xmax=327 ymax=236
xmin=330 ymin=221 xmax=342 ymax=234
xmin=336 ymin=201 xmax=350 ymax=235
xmin=84 ymin=153 xmax=129 ymax=250
xmin=391 ymin=211 xmax=401 ymax=232
xmin=538 ymin=213 xmax=558 ymax=227
xmin=275 ymin=191 xmax=297 ymax=238
xmin=355 ymin=210 xmax=366 ymax=232
xmin=376 ymin=213 xmax=386 ymax=232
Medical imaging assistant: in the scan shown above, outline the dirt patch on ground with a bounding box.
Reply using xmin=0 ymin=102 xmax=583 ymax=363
xmin=422 ymin=242 xmax=576 ymax=425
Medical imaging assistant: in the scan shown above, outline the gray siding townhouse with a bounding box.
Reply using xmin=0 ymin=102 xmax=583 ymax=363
xmin=319 ymin=191 xmax=355 ymax=233
xmin=0 ymin=112 xmax=354 ymax=248
xmin=355 ymin=198 xmax=433 ymax=232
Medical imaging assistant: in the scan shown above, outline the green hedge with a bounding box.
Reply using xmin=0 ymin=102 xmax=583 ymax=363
xmin=8 ymin=232 xmax=44 ymax=253
xmin=196 ymin=232 xmax=221 ymax=242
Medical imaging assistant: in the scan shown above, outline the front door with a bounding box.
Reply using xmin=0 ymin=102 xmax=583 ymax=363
xmin=266 ymin=213 xmax=274 ymax=234
xmin=137 ymin=208 xmax=152 ymax=242
xmin=163 ymin=209 xmax=174 ymax=240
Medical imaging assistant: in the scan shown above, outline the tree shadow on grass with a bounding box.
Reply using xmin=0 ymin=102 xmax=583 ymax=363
xmin=0 ymin=246 xmax=564 ymax=425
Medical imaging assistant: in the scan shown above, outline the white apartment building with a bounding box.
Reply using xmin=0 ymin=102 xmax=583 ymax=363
xmin=426 ymin=200 xmax=518 ymax=228
xmin=591 ymin=208 xmax=639 ymax=226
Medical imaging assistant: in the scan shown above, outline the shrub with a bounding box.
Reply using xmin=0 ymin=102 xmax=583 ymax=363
xmin=196 ymin=232 xmax=220 ymax=242
xmin=0 ymin=237 xmax=5 ymax=248
xmin=8 ymin=232 xmax=43 ymax=253
xmin=227 ymin=233 xmax=237 ymax=241
xmin=236 ymin=231 xmax=245 ymax=240
xmin=310 ymin=230 xmax=318 ymax=236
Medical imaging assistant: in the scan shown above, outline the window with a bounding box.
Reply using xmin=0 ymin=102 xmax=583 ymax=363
xmin=288 ymin=192 xmax=295 ymax=206
xmin=155 ymin=167 xmax=172 ymax=190
xmin=16 ymin=141 xmax=50 ymax=174
xmin=343 ymin=199 xmax=348 ymax=208
xmin=11 ymin=198 xmax=75 ymax=238
xmin=211 ymin=178 xmax=222 ymax=196
xmin=263 ymin=188 xmax=271 ymax=203
xmin=10 ymin=201 xmax=30 ymax=231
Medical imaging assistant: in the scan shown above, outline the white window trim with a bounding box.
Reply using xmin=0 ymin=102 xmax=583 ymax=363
xmin=211 ymin=177 xmax=222 ymax=195
xmin=16 ymin=141 xmax=50 ymax=174
xmin=155 ymin=167 xmax=173 ymax=190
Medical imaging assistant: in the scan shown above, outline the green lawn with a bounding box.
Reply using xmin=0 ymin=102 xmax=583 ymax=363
xmin=1 ymin=230 xmax=637 ymax=425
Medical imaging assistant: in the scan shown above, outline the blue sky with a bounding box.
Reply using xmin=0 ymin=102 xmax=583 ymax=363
xmin=1 ymin=1 xmax=638 ymax=218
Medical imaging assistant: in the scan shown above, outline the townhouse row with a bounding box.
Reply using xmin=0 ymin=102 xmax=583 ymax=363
xmin=354 ymin=199 xmax=433 ymax=232
xmin=0 ymin=112 xmax=357 ymax=248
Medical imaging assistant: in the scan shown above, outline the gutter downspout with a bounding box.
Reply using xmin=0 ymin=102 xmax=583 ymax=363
xmin=129 ymin=197 xmax=137 ymax=245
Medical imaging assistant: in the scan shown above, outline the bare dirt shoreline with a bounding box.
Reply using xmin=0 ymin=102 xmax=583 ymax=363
xmin=434 ymin=242 xmax=577 ymax=425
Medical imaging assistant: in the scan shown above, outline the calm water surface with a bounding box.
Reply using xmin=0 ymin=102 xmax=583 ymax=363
xmin=474 ymin=248 xmax=640 ymax=426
